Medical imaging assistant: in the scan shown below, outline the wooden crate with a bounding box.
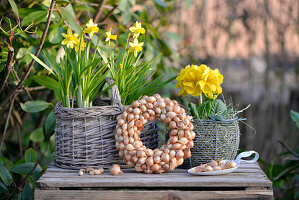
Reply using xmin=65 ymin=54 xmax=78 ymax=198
xmin=35 ymin=162 xmax=273 ymax=200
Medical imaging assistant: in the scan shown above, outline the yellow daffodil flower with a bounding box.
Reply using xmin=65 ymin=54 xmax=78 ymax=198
xmin=105 ymin=28 xmax=117 ymax=45
xmin=129 ymin=21 xmax=145 ymax=38
xmin=128 ymin=38 xmax=144 ymax=57
xmin=61 ymin=28 xmax=79 ymax=49
xmin=83 ymin=19 xmax=99 ymax=38
xmin=176 ymin=64 xmax=223 ymax=99
xmin=74 ymin=39 xmax=87 ymax=52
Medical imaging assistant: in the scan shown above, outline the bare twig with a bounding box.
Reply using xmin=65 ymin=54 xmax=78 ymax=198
xmin=94 ymin=0 xmax=107 ymax=23
xmin=16 ymin=124 xmax=23 ymax=159
xmin=12 ymin=68 xmax=33 ymax=100
xmin=100 ymin=5 xmax=118 ymax=22
xmin=0 ymin=46 xmax=14 ymax=94
xmin=16 ymin=86 xmax=46 ymax=92
xmin=0 ymin=0 xmax=56 ymax=108
xmin=278 ymin=140 xmax=299 ymax=159
xmin=73 ymin=0 xmax=100 ymax=7
xmin=0 ymin=94 xmax=16 ymax=151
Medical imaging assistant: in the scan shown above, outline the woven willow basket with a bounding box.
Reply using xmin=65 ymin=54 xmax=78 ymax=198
xmin=54 ymin=77 xmax=158 ymax=169
xmin=181 ymin=117 xmax=241 ymax=169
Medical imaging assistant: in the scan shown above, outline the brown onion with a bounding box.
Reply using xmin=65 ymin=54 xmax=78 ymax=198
xmin=147 ymin=96 xmax=156 ymax=103
xmin=161 ymin=153 xmax=170 ymax=162
xmin=176 ymin=150 xmax=184 ymax=158
xmin=132 ymin=101 xmax=140 ymax=108
xmin=151 ymin=164 xmax=160 ymax=172
xmin=146 ymin=157 xmax=154 ymax=167
xmin=111 ymin=164 xmax=123 ymax=175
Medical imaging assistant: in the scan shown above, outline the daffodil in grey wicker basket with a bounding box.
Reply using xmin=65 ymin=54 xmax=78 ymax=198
xmin=108 ymin=21 xmax=175 ymax=106
xmin=28 ymin=19 xmax=124 ymax=169
xmin=30 ymin=19 xmax=114 ymax=108
xmin=176 ymin=64 xmax=249 ymax=167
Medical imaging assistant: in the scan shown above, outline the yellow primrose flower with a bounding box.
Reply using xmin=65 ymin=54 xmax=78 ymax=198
xmin=199 ymin=67 xmax=223 ymax=99
xmin=128 ymin=38 xmax=144 ymax=57
xmin=176 ymin=64 xmax=223 ymax=99
xmin=176 ymin=65 xmax=206 ymax=96
xmin=129 ymin=21 xmax=145 ymax=38
xmin=61 ymin=28 xmax=79 ymax=49
xmin=83 ymin=19 xmax=99 ymax=38
xmin=74 ymin=39 xmax=87 ymax=52
xmin=105 ymin=28 xmax=117 ymax=45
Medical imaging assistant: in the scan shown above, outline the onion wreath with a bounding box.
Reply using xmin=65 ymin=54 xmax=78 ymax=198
xmin=115 ymin=94 xmax=195 ymax=174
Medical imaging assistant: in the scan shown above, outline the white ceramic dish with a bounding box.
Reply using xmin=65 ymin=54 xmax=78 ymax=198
xmin=187 ymin=150 xmax=259 ymax=176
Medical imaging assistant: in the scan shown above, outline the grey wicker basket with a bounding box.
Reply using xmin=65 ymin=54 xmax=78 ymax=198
xmin=54 ymin=77 xmax=159 ymax=169
xmin=181 ymin=117 xmax=241 ymax=169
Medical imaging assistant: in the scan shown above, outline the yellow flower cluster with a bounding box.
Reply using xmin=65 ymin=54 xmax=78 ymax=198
xmin=61 ymin=19 xmax=146 ymax=56
xmin=176 ymin=64 xmax=223 ymax=100
xmin=128 ymin=21 xmax=145 ymax=57
xmin=105 ymin=28 xmax=117 ymax=45
xmin=129 ymin=21 xmax=145 ymax=38
xmin=61 ymin=19 xmax=118 ymax=51
xmin=83 ymin=19 xmax=99 ymax=39
xmin=61 ymin=28 xmax=86 ymax=52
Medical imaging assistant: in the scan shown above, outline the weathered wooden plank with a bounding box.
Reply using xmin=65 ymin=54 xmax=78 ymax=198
xmin=35 ymin=189 xmax=274 ymax=200
xmin=37 ymin=162 xmax=272 ymax=189
xmin=37 ymin=175 xmax=271 ymax=189
xmin=46 ymin=162 xmax=261 ymax=172
xmin=44 ymin=164 xmax=264 ymax=177
xmin=38 ymin=172 xmax=269 ymax=180
xmin=45 ymin=167 xmax=264 ymax=174
xmin=39 ymin=169 xmax=268 ymax=183
xmin=42 ymin=166 xmax=266 ymax=176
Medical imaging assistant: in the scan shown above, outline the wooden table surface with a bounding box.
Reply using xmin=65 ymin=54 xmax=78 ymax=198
xmin=35 ymin=162 xmax=273 ymax=200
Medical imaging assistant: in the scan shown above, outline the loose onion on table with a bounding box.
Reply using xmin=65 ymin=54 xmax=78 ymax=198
xmin=110 ymin=164 xmax=123 ymax=175
xmin=115 ymin=94 xmax=194 ymax=174
xmin=192 ymin=160 xmax=238 ymax=173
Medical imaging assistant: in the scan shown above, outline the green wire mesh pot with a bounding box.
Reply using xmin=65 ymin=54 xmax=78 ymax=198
xmin=181 ymin=117 xmax=241 ymax=169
